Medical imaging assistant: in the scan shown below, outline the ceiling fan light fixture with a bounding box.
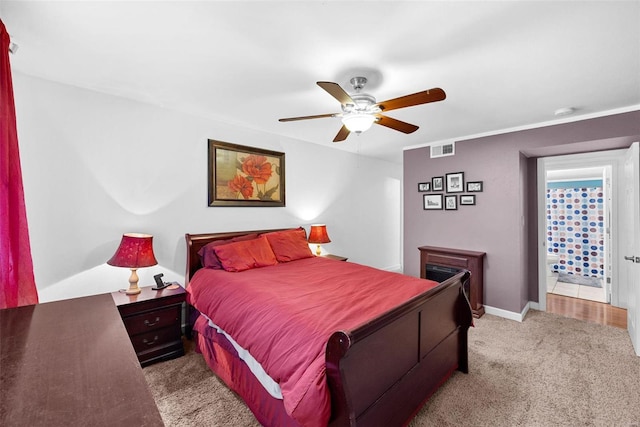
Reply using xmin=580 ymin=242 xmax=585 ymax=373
xmin=279 ymin=79 xmax=446 ymax=142
xmin=342 ymin=113 xmax=375 ymax=133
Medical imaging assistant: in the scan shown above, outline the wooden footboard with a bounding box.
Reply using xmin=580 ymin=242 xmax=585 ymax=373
xmin=326 ymin=270 xmax=472 ymax=427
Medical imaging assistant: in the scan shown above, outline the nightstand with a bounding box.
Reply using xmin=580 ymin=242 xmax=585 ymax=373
xmin=111 ymin=284 xmax=186 ymax=367
xmin=323 ymin=254 xmax=348 ymax=262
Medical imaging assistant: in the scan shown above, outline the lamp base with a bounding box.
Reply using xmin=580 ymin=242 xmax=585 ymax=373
xmin=126 ymin=268 xmax=142 ymax=295
xmin=315 ymin=244 xmax=322 ymax=256
xmin=125 ymin=286 xmax=142 ymax=295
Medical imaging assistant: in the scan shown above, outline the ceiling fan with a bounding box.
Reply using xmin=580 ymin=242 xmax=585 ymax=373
xmin=279 ymin=77 xmax=446 ymax=142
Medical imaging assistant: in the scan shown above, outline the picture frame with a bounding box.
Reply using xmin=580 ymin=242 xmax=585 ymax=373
xmin=418 ymin=182 xmax=431 ymax=192
xmin=445 ymin=172 xmax=464 ymax=193
xmin=423 ymin=194 xmax=443 ymax=210
xmin=467 ymin=181 xmax=483 ymax=192
xmin=208 ymin=139 xmax=285 ymax=207
xmin=432 ymin=176 xmax=444 ymax=191
xmin=460 ymin=195 xmax=476 ymax=205
xmin=445 ymin=195 xmax=458 ymax=210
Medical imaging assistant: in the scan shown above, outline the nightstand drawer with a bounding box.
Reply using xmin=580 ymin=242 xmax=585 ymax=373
xmin=123 ymin=305 xmax=181 ymax=335
xmin=112 ymin=285 xmax=186 ymax=367
xmin=129 ymin=325 xmax=182 ymax=353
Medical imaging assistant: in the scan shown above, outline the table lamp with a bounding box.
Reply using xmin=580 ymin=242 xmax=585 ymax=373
xmin=107 ymin=233 xmax=158 ymax=295
xmin=308 ymin=224 xmax=331 ymax=256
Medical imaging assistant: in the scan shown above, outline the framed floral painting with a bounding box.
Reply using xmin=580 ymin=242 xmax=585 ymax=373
xmin=208 ymin=139 xmax=285 ymax=207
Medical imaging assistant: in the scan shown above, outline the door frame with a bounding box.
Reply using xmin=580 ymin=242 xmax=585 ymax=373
xmin=537 ymin=149 xmax=626 ymax=311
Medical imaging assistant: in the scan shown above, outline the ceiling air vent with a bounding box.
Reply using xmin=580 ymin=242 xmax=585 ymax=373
xmin=430 ymin=142 xmax=455 ymax=158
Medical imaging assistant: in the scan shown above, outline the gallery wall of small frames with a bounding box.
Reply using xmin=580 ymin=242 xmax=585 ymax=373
xmin=418 ymin=172 xmax=483 ymax=211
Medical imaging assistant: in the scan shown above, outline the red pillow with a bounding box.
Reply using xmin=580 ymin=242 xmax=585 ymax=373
xmin=197 ymin=233 xmax=259 ymax=269
xmin=262 ymin=228 xmax=313 ymax=262
xmin=213 ymin=235 xmax=278 ymax=272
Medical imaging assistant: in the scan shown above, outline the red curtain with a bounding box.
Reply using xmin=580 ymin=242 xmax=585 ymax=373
xmin=0 ymin=19 xmax=38 ymax=308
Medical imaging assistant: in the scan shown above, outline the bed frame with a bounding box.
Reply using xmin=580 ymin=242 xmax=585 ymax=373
xmin=185 ymin=229 xmax=473 ymax=427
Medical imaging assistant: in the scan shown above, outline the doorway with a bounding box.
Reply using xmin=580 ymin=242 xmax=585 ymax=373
xmin=537 ymin=149 xmax=627 ymax=312
xmin=545 ymin=166 xmax=609 ymax=304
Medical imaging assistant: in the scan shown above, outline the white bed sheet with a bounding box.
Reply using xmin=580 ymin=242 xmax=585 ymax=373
xmin=202 ymin=313 xmax=283 ymax=399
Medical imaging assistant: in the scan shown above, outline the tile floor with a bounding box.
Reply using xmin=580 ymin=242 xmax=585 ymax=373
xmin=547 ymin=272 xmax=608 ymax=303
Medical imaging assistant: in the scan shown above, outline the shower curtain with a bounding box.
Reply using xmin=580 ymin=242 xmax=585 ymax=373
xmin=546 ymin=186 xmax=604 ymax=278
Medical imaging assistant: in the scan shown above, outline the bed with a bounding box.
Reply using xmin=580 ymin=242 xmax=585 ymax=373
xmin=184 ymin=228 xmax=472 ymax=427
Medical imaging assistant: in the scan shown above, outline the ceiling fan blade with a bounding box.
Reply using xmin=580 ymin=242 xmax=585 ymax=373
xmin=377 ymin=88 xmax=446 ymax=112
xmin=279 ymin=113 xmax=336 ymax=122
xmin=317 ymin=81 xmax=356 ymax=106
xmin=333 ymin=125 xmax=351 ymax=142
xmin=374 ymin=115 xmax=419 ymax=134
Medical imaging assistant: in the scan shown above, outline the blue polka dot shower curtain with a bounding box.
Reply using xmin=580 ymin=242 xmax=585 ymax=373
xmin=546 ymin=187 xmax=604 ymax=278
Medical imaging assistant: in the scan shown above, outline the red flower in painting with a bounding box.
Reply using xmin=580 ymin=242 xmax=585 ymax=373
xmin=228 ymin=174 xmax=254 ymax=199
xmin=241 ymin=155 xmax=272 ymax=184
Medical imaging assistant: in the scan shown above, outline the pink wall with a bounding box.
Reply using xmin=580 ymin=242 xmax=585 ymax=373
xmin=403 ymin=111 xmax=640 ymax=314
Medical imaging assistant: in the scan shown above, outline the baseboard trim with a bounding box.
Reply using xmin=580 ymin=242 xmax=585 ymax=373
xmin=484 ymin=302 xmax=531 ymax=322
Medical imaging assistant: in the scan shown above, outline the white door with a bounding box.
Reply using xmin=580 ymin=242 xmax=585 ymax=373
xmin=622 ymin=142 xmax=640 ymax=356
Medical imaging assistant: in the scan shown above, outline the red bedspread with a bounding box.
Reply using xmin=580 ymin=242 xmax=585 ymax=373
xmin=187 ymin=257 xmax=439 ymax=427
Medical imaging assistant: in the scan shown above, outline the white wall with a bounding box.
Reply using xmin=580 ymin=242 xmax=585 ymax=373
xmin=13 ymin=73 xmax=402 ymax=302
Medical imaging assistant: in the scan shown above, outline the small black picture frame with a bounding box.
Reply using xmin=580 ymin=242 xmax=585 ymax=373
xmin=445 ymin=195 xmax=457 ymax=210
xmin=467 ymin=181 xmax=483 ymax=192
xmin=445 ymin=172 xmax=464 ymax=193
xmin=418 ymin=182 xmax=431 ymax=192
xmin=460 ymin=195 xmax=476 ymax=205
xmin=432 ymin=176 xmax=444 ymax=191
xmin=423 ymin=194 xmax=443 ymax=210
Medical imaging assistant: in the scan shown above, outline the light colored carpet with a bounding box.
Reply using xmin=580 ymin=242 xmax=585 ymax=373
xmin=143 ymin=310 xmax=640 ymax=426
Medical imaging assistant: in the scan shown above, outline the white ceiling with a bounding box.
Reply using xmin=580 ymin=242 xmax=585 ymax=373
xmin=2 ymin=1 xmax=639 ymax=163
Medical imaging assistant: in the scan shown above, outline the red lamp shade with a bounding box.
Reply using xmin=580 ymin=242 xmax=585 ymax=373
xmin=308 ymin=224 xmax=331 ymax=244
xmin=107 ymin=233 xmax=157 ymax=295
xmin=308 ymin=224 xmax=330 ymax=256
xmin=107 ymin=233 xmax=158 ymax=267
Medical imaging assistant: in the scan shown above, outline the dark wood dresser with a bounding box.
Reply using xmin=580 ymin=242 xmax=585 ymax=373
xmin=419 ymin=246 xmax=486 ymax=318
xmin=112 ymin=284 xmax=185 ymax=367
xmin=0 ymin=294 xmax=164 ymax=426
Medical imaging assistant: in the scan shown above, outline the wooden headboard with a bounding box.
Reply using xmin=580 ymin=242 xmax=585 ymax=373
xmin=184 ymin=228 xmax=295 ymax=286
